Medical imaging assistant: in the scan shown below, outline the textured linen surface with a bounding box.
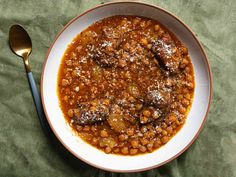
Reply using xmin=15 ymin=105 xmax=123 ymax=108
xmin=0 ymin=0 xmax=235 ymax=177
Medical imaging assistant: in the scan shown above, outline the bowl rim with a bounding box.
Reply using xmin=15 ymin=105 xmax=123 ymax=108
xmin=40 ymin=1 xmax=212 ymax=173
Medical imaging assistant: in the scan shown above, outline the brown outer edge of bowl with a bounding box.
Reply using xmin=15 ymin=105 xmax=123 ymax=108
xmin=40 ymin=1 xmax=213 ymax=173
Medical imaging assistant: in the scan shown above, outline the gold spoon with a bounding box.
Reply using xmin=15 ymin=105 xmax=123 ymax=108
xmin=9 ymin=25 xmax=50 ymax=135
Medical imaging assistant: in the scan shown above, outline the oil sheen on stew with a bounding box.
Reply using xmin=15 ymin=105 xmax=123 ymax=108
xmin=57 ymin=16 xmax=194 ymax=155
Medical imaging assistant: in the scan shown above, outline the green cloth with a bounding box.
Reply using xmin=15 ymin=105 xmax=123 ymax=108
xmin=0 ymin=0 xmax=235 ymax=176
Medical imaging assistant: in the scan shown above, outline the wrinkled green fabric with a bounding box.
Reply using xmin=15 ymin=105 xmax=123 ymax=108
xmin=0 ymin=0 xmax=235 ymax=176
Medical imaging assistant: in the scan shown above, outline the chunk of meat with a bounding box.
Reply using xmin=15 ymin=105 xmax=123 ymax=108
xmin=72 ymin=99 xmax=110 ymax=125
xmin=144 ymin=87 xmax=171 ymax=108
xmin=151 ymin=35 xmax=181 ymax=73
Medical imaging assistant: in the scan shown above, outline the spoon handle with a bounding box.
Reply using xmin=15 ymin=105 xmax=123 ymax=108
xmin=27 ymin=72 xmax=51 ymax=135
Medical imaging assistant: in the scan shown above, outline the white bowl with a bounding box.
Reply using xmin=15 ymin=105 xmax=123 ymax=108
xmin=41 ymin=1 xmax=212 ymax=172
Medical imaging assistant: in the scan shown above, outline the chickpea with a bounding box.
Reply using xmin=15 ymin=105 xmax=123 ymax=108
xmin=121 ymin=147 xmax=129 ymax=155
xmin=105 ymin=146 xmax=112 ymax=154
xmin=186 ymin=75 xmax=193 ymax=82
xmin=166 ymin=126 xmax=173 ymax=134
xmin=133 ymin=18 xmax=141 ymax=25
xmin=154 ymin=24 xmax=160 ymax=31
xmin=185 ymin=66 xmax=191 ymax=73
xmin=91 ymin=126 xmax=97 ymax=133
xmin=140 ymin=138 xmax=149 ymax=145
xmin=156 ymin=126 xmax=162 ymax=133
xmin=181 ymin=47 xmax=188 ymax=55
xmin=162 ymin=130 xmax=168 ymax=136
xmin=83 ymin=126 xmax=90 ymax=131
xmin=75 ymin=125 xmax=83 ymax=131
xmin=127 ymin=128 xmax=134 ymax=136
xmin=177 ymin=94 xmax=183 ymax=100
xmin=154 ymin=139 xmax=161 ymax=148
xmin=91 ymin=137 xmax=98 ymax=145
xmin=182 ymin=58 xmax=189 ymax=65
xmin=130 ymin=148 xmax=138 ymax=155
xmin=140 ymin=116 xmax=149 ymax=124
xmin=113 ymin=148 xmax=120 ymax=153
xmin=169 ymin=115 xmax=177 ymax=123
xmin=74 ymin=109 xmax=80 ymax=117
xmin=153 ymin=111 xmax=160 ymax=119
xmin=140 ymin=38 xmax=148 ymax=46
xmin=182 ymin=99 xmax=190 ymax=106
xmin=61 ymin=79 xmax=69 ymax=86
xmin=143 ymin=109 xmax=151 ymax=117
xmin=188 ymin=83 xmax=194 ymax=89
xmin=130 ymin=139 xmax=139 ymax=148
xmin=119 ymin=134 xmax=128 ymax=141
xmin=139 ymin=146 xmax=147 ymax=152
xmin=136 ymin=103 xmax=143 ymax=110
xmin=184 ymin=93 xmax=191 ymax=100
xmin=147 ymin=44 xmax=152 ymax=49
xmin=103 ymin=99 xmax=110 ymax=106
xmin=67 ymin=109 xmax=74 ymax=117
xmin=147 ymin=143 xmax=154 ymax=152
xmin=100 ymin=130 xmax=108 ymax=138
xmin=161 ymin=136 xmax=169 ymax=144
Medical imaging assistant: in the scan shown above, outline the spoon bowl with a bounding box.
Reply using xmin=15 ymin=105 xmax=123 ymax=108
xmin=9 ymin=25 xmax=32 ymax=57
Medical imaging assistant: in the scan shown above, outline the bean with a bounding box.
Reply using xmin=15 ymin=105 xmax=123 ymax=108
xmin=121 ymin=147 xmax=129 ymax=154
xmin=83 ymin=126 xmax=90 ymax=131
xmin=161 ymin=136 xmax=169 ymax=144
xmin=153 ymin=111 xmax=160 ymax=119
xmin=156 ymin=127 xmax=162 ymax=133
xmin=92 ymin=137 xmax=98 ymax=145
xmin=182 ymin=58 xmax=189 ymax=65
xmin=130 ymin=148 xmax=138 ymax=155
xmin=127 ymin=128 xmax=134 ymax=136
xmin=100 ymin=130 xmax=108 ymax=138
xmin=182 ymin=99 xmax=190 ymax=106
xmin=139 ymin=146 xmax=147 ymax=152
xmin=67 ymin=109 xmax=74 ymax=117
xmin=140 ymin=38 xmax=148 ymax=46
xmin=185 ymin=66 xmax=191 ymax=73
xmin=140 ymin=116 xmax=149 ymax=124
xmin=182 ymin=47 xmax=188 ymax=55
xmin=154 ymin=139 xmax=161 ymax=148
xmin=169 ymin=114 xmax=177 ymax=122
xmin=166 ymin=126 xmax=173 ymax=134
xmin=105 ymin=146 xmax=112 ymax=154
xmin=186 ymin=74 xmax=193 ymax=82
xmin=154 ymin=24 xmax=160 ymax=31
xmin=130 ymin=139 xmax=139 ymax=148
xmin=147 ymin=143 xmax=154 ymax=152
xmin=61 ymin=79 xmax=69 ymax=86
xmin=162 ymin=130 xmax=168 ymax=136
xmin=136 ymin=103 xmax=143 ymax=110
xmin=140 ymin=138 xmax=149 ymax=145
xmin=184 ymin=93 xmax=191 ymax=100
xmin=179 ymin=106 xmax=187 ymax=114
xmin=143 ymin=109 xmax=151 ymax=117
xmin=147 ymin=44 xmax=152 ymax=49
xmin=75 ymin=125 xmax=83 ymax=131
xmin=113 ymin=148 xmax=120 ymax=153
xmin=119 ymin=134 xmax=128 ymax=141
xmin=91 ymin=126 xmax=97 ymax=133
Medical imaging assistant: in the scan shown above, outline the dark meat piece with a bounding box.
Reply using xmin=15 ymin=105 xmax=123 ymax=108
xmin=151 ymin=34 xmax=181 ymax=73
xmin=144 ymin=87 xmax=171 ymax=108
xmin=72 ymin=99 xmax=110 ymax=125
